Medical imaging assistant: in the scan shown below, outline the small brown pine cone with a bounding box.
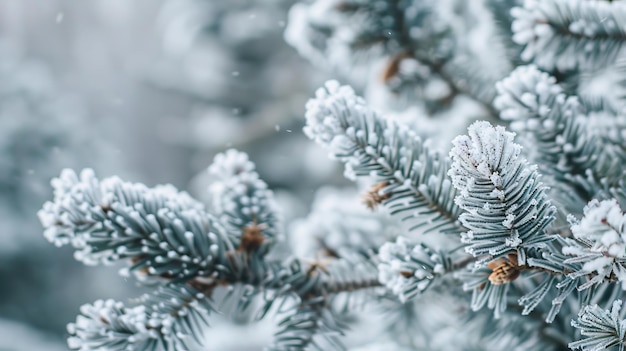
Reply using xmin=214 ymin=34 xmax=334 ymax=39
xmin=487 ymin=253 xmax=521 ymax=285
xmin=363 ymin=182 xmax=391 ymax=210
xmin=238 ymin=222 xmax=268 ymax=253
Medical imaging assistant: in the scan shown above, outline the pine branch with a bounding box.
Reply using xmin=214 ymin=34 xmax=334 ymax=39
xmin=208 ymin=149 xmax=280 ymax=254
xmin=512 ymin=0 xmax=626 ymax=72
xmin=67 ymin=284 xmax=213 ymax=351
xmin=318 ymin=253 xmax=382 ymax=296
xmin=227 ymin=254 xmax=379 ymax=350
xmin=495 ymin=65 xmax=591 ymax=174
xmin=462 ymin=198 xmax=626 ymax=323
xmin=456 ymin=261 xmax=512 ymax=319
xmin=269 ymin=298 xmax=347 ymax=351
xmin=285 ymin=0 xmax=500 ymax=115
xmin=287 ymin=0 xmax=450 ymax=67
xmin=494 ymin=65 xmax=623 ymax=206
xmin=304 ymin=81 xmax=463 ymax=234
xmin=376 ymin=0 xmax=502 ymax=113
xmin=448 ymin=121 xmax=556 ymax=260
xmin=447 ymin=121 xmax=580 ymax=320
xmin=563 ymin=199 xmax=626 ymax=291
xmin=218 ymin=252 xmax=382 ymax=300
xmin=38 ymin=169 xmax=226 ymax=282
xmin=290 ymin=187 xmax=396 ymax=259
xmin=570 ymin=300 xmax=626 ymax=351
xmin=447 ymin=122 xmax=626 ymax=321
xmin=39 ymin=157 xmax=387 ymax=350
xmin=377 ymin=236 xmax=452 ymax=303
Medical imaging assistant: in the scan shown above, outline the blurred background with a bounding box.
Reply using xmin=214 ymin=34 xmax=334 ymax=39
xmin=0 ymin=0 xmax=341 ymax=349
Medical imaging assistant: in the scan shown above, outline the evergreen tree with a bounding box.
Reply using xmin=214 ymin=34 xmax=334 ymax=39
xmin=39 ymin=0 xmax=626 ymax=350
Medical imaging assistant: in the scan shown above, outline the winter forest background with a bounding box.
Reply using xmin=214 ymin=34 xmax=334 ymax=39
xmin=4 ymin=0 xmax=626 ymax=350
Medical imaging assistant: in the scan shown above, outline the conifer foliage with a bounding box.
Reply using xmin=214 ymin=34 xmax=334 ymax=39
xmin=40 ymin=0 xmax=626 ymax=350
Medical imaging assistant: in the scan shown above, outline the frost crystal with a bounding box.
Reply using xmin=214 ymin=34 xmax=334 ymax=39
xmin=512 ymin=0 xmax=626 ymax=71
xmin=563 ymin=199 xmax=626 ymax=289
xmin=449 ymin=121 xmax=520 ymax=183
xmin=570 ymin=300 xmax=626 ymax=351
xmin=208 ymin=149 xmax=279 ymax=244
xmin=573 ymin=200 xmax=626 ymax=252
xmin=304 ymin=80 xmax=362 ymax=148
xmin=494 ymin=65 xmax=570 ymax=124
xmin=449 ymin=121 xmax=555 ymax=258
xmin=67 ymin=299 xmax=156 ymax=351
xmin=66 ymin=285 xmax=210 ymax=351
xmin=38 ymin=168 xmax=219 ymax=278
xmin=378 ymin=237 xmax=447 ymax=303
xmin=304 ymin=80 xmax=461 ymax=234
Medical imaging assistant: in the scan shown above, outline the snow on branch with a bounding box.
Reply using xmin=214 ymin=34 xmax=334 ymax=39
xmin=305 ymin=80 xmax=462 ymax=234
xmin=563 ymin=199 xmax=626 ymax=290
xmin=38 ymin=159 xmax=386 ymax=350
xmin=208 ymin=149 xmax=280 ymax=254
xmin=494 ymin=65 xmax=623 ymax=198
xmin=570 ymin=300 xmax=626 ymax=351
xmin=285 ymin=0 xmax=450 ymax=70
xmin=455 ymin=263 xmax=512 ymax=319
xmin=512 ymin=0 xmax=626 ymax=71
xmin=289 ymin=187 xmax=397 ymax=259
xmin=268 ymin=299 xmax=346 ymax=351
xmin=449 ymin=121 xmax=556 ymax=260
xmin=495 ymin=65 xmax=591 ymax=174
xmin=38 ymin=169 xmax=224 ymax=281
xmin=285 ymin=0 xmax=501 ymax=111
xmin=377 ymin=237 xmax=450 ymax=303
xmin=67 ymin=284 xmax=213 ymax=351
